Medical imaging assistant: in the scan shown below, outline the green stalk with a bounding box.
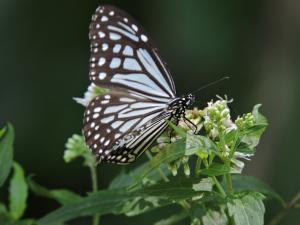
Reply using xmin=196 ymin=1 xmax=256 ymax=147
xmin=212 ymin=176 xmax=226 ymax=198
xmin=89 ymin=160 xmax=100 ymax=225
xmin=268 ymin=192 xmax=300 ymax=225
xmin=225 ymin=173 xmax=233 ymax=194
xmin=195 ymin=157 xmax=202 ymax=177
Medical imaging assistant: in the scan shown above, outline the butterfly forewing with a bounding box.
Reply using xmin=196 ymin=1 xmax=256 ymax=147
xmin=89 ymin=5 xmax=176 ymax=99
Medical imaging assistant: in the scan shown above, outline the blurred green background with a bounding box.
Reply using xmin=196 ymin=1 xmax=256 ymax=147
xmin=1 ymin=0 xmax=299 ymax=224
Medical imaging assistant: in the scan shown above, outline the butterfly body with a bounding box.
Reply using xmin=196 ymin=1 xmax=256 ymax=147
xmin=81 ymin=5 xmax=195 ymax=164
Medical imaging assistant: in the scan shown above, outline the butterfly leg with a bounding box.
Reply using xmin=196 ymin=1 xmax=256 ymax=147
xmin=183 ymin=117 xmax=198 ymax=134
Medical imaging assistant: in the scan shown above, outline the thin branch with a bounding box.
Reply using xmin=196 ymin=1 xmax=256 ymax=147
xmin=268 ymin=191 xmax=300 ymax=225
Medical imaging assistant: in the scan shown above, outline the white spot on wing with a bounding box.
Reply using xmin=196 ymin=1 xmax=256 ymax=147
xmin=104 ymin=140 xmax=110 ymax=146
xmin=113 ymin=44 xmax=121 ymax=53
xmin=123 ymin=46 xmax=133 ymax=56
xmin=141 ymin=34 xmax=148 ymax=42
xmin=110 ymin=58 xmax=121 ymax=69
xmin=103 ymin=105 xmax=128 ymax=114
xmin=123 ymin=58 xmax=142 ymax=71
xmin=94 ymin=107 xmax=102 ymax=113
xmin=98 ymin=57 xmax=106 ymax=66
xmin=93 ymin=113 xmax=99 ymax=119
xmin=111 ymin=121 xmax=124 ymax=129
xmin=98 ymin=31 xmax=105 ymax=38
xmin=132 ymin=24 xmax=138 ymax=32
xmin=100 ymin=137 xmax=105 ymax=143
xmin=101 ymin=16 xmax=108 ymax=22
xmin=99 ymin=72 xmax=106 ymax=80
xmin=119 ymin=118 xmax=139 ymax=132
xmin=101 ymin=115 xmax=115 ymax=123
xmin=108 ymin=25 xmax=139 ymax=42
xmin=109 ymin=32 xmax=121 ymax=40
xmin=102 ymin=43 xmax=108 ymax=51
xmin=120 ymin=97 xmax=135 ymax=102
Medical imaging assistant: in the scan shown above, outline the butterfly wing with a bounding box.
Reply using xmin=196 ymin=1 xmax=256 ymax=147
xmin=83 ymin=5 xmax=178 ymax=164
xmin=88 ymin=5 xmax=176 ymax=100
xmin=83 ymin=88 xmax=171 ymax=164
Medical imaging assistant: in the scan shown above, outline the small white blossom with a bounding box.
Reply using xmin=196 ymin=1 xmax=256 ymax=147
xmin=73 ymin=83 xmax=105 ymax=107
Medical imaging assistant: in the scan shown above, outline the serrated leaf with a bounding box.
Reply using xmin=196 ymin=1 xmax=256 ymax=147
xmin=193 ymin=178 xmax=214 ymax=192
xmin=200 ymin=163 xmax=230 ymax=176
xmin=28 ymin=177 xmax=82 ymax=205
xmin=9 ymin=162 xmax=28 ymax=220
xmin=0 ymin=123 xmax=14 ymax=187
xmin=230 ymin=175 xmax=284 ymax=206
xmin=154 ymin=211 xmax=187 ymax=225
xmin=202 ymin=206 xmax=228 ymax=225
xmin=227 ymin=192 xmax=265 ymax=225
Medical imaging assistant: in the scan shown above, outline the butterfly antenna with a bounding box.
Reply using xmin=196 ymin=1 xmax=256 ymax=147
xmin=192 ymin=76 xmax=230 ymax=94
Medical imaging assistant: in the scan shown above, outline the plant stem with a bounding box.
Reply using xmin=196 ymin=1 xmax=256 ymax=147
xmin=195 ymin=157 xmax=201 ymax=177
xmin=268 ymin=191 xmax=300 ymax=225
xmin=212 ymin=176 xmax=226 ymax=198
xmin=89 ymin=160 xmax=100 ymax=225
xmin=225 ymin=173 xmax=233 ymax=194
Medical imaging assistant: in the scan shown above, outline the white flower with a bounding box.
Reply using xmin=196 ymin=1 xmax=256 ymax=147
xmin=73 ymin=84 xmax=107 ymax=107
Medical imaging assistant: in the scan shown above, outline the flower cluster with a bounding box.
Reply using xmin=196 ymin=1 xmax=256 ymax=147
xmin=159 ymin=96 xmax=260 ymax=176
xmin=201 ymin=99 xmax=236 ymax=139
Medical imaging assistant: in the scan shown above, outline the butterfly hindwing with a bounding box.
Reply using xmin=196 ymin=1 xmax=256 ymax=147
xmin=83 ymin=88 xmax=171 ymax=164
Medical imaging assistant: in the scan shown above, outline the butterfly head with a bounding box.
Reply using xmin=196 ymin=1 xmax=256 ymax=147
xmin=185 ymin=93 xmax=195 ymax=107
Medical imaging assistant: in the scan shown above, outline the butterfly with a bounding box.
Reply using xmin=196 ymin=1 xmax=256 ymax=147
xmin=78 ymin=5 xmax=195 ymax=164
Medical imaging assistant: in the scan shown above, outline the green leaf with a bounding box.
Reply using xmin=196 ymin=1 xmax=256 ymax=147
xmin=200 ymin=163 xmax=230 ymax=176
xmin=252 ymin=104 xmax=267 ymax=125
xmin=202 ymin=206 xmax=228 ymax=225
xmin=227 ymin=192 xmax=265 ymax=225
xmin=0 ymin=123 xmax=14 ymax=187
xmin=132 ymin=139 xmax=186 ymax=185
xmin=9 ymin=162 xmax=28 ymax=220
xmin=109 ymin=162 xmax=170 ymax=190
xmin=165 ymin=120 xmax=186 ymax=138
xmin=237 ymin=105 xmax=268 ymax=154
xmin=12 ymin=219 xmax=40 ymax=225
xmin=154 ymin=211 xmax=188 ymax=225
xmin=230 ymin=175 xmax=284 ymax=206
xmin=192 ymin=178 xmax=214 ymax=192
xmin=38 ymin=177 xmax=211 ymax=225
xmin=28 ymin=177 xmax=82 ymax=205
xmin=64 ymin=134 xmax=95 ymax=167
xmin=185 ymin=134 xmax=218 ymax=158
